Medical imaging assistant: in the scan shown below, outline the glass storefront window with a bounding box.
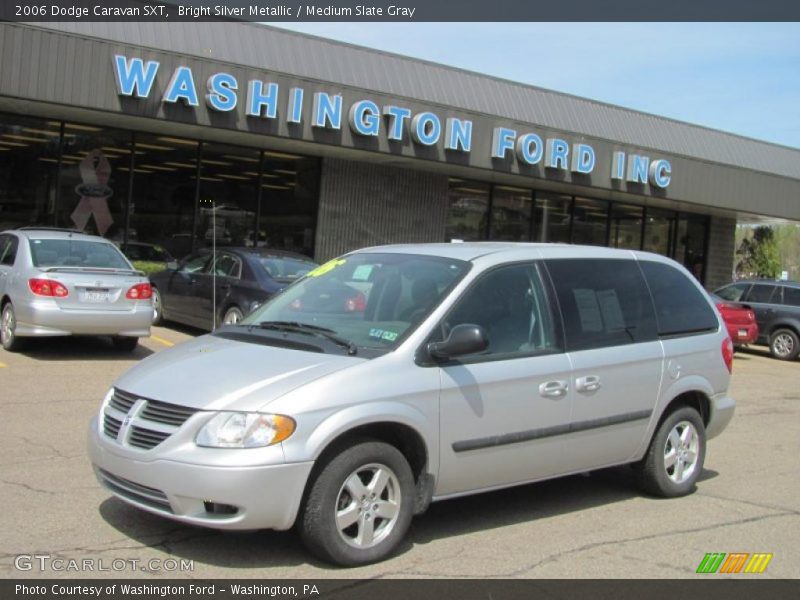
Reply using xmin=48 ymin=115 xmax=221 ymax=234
xmin=533 ymin=193 xmax=572 ymax=243
xmin=194 ymin=146 xmax=320 ymax=257
xmin=643 ymin=208 xmax=677 ymax=256
xmin=610 ymin=203 xmax=643 ymax=250
xmin=129 ymin=133 xmax=199 ymax=260
xmin=571 ymin=196 xmax=609 ymax=246
xmin=258 ymin=151 xmax=320 ymax=257
xmin=490 ymin=186 xmax=532 ymax=241
xmin=0 ymin=115 xmax=61 ymax=230
xmin=676 ymin=213 xmax=709 ymax=281
xmin=57 ymin=124 xmax=132 ymax=240
xmin=446 ymin=179 xmax=490 ymax=241
xmin=197 ymin=143 xmax=260 ymax=249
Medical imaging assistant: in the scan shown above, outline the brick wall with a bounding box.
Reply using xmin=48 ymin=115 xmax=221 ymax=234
xmin=705 ymin=216 xmax=737 ymax=290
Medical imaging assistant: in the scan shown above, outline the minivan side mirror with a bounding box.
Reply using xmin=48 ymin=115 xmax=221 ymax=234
xmin=166 ymin=260 xmax=179 ymax=271
xmin=427 ymin=324 xmax=489 ymax=361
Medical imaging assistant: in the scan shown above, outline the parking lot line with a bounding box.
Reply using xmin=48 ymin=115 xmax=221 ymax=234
xmin=0 ymin=361 xmax=7 ymax=368
xmin=150 ymin=335 xmax=175 ymax=347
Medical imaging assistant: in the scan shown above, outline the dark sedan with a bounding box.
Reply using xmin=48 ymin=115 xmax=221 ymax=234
xmin=150 ymin=248 xmax=317 ymax=330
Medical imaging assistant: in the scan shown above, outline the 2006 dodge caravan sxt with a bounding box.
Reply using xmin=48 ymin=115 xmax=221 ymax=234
xmin=88 ymin=243 xmax=735 ymax=565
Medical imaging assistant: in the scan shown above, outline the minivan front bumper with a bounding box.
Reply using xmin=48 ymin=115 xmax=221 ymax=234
xmin=87 ymin=417 xmax=313 ymax=530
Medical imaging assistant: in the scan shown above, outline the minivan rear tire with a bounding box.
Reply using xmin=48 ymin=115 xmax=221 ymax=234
xmin=299 ymin=440 xmax=415 ymax=566
xmin=769 ymin=328 xmax=799 ymax=361
xmin=636 ymin=406 xmax=706 ymax=498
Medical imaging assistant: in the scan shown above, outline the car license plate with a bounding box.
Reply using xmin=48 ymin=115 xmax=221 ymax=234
xmin=738 ymin=328 xmax=748 ymax=337
xmin=82 ymin=289 xmax=111 ymax=303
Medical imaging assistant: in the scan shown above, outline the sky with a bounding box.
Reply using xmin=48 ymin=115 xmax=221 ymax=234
xmin=270 ymin=23 xmax=800 ymax=150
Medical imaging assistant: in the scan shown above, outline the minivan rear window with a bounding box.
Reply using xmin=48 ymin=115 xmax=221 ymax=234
xmin=640 ymin=261 xmax=718 ymax=336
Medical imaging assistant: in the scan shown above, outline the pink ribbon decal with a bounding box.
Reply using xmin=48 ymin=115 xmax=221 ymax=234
xmin=70 ymin=149 xmax=114 ymax=236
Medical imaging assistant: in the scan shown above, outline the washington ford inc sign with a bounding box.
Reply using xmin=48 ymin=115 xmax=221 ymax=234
xmin=114 ymin=55 xmax=672 ymax=188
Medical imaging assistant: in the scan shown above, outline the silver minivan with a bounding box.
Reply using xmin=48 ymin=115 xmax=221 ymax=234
xmin=88 ymin=243 xmax=735 ymax=565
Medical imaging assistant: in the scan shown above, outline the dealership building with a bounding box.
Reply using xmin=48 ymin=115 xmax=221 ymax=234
xmin=1 ymin=21 xmax=799 ymax=289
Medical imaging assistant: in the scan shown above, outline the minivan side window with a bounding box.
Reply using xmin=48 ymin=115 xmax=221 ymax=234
xmin=783 ymin=286 xmax=800 ymax=308
xmin=639 ymin=261 xmax=718 ymax=337
xmin=545 ymin=259 xmax=657 ymax=351
xmin=439 ymin=263 xmax=559 ymax=358
xmin=745 ymin=284 xmax=778 ymax=304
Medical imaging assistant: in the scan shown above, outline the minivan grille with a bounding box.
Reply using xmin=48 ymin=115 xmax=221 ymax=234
xmin=102 ymin=389 xmax=199 ymax=450
xmin=140 ymin=399 xmax=198 ymax=426
xmin=108 ymin=389 xmax=137 ymax=413
xmin=128 ymin=426 xmax=171 ymax=450
xmin=103 ymin=415 xmax=122 ymax=438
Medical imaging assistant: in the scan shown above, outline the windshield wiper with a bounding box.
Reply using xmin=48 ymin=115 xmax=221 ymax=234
xmin=250 ymin=321 xmax=358 ymax=356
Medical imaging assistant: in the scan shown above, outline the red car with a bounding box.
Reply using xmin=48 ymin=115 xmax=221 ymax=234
xmin=713 ymin=295 xmax=759 ymax=346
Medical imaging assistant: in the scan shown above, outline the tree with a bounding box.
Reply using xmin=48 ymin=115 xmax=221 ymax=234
xmin=736 ymin=226 xmax=781 ymax=279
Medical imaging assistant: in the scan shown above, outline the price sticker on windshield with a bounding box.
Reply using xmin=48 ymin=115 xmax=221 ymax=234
xmin=307 ymin=258 xmax=346 ymax=278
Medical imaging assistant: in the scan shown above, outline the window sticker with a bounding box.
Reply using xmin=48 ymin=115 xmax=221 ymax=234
xmin=307 ymin=258 xmax=346 ymax=278
xmin=597 ymin=289 xmax=626 ymax=331
xmin=368 ymin=328 xmax=399 ymax=342
xmin=573 ymin=289 xmax=603 ymax=333
xmin=351 ymin=264 xmax=374 ymax=281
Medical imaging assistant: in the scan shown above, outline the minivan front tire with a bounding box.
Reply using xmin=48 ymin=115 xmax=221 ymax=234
xmin=299 ymin=440 xmax=415 ymax=566
xmin=636 ymin=406 xmax=706 ymax=498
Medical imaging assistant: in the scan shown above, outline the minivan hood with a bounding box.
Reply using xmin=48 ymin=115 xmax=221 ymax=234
xmin=113 ymin=334 xmax=363 ymax=412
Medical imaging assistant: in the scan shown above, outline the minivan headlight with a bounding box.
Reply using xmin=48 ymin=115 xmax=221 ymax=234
xmin=195 ymin=412 xmax=296 ymax=448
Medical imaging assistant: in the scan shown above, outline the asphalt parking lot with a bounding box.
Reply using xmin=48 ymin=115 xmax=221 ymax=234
xmin=0 ymin=329 xmax=798 ymax=579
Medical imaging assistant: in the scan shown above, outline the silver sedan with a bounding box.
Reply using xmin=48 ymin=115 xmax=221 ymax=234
xmin=0 ymin=228 xmax=153 ymax=352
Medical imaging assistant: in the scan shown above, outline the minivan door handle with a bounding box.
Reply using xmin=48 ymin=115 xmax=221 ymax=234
xmin=539 ymin=380 xmax=568 ymax=398
xmin=575 ymin=375 xmax=602 ymax=393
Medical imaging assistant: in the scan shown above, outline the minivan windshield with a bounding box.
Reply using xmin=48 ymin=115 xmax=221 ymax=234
xmin=239 ymin=252 xmax=470 ymax=352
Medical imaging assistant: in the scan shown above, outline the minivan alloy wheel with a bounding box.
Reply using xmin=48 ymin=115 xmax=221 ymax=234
xmin=635 ymin=406 xmax=706 ymax=498
xmin=299 ymin=440 xmax=415 ymax=566
xmin=663 ymin=421 xmax=699 ymax=484
xmin=335 ymin=463 xmax=401 ymax=549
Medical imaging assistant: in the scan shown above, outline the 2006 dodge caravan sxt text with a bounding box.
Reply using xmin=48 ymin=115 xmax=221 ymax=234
xmin=88 ymin=243 xmax=735 ymax=565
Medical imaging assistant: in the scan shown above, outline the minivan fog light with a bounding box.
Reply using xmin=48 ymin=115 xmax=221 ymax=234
xmin=196 ymin=413 xmax=295 ymax=448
